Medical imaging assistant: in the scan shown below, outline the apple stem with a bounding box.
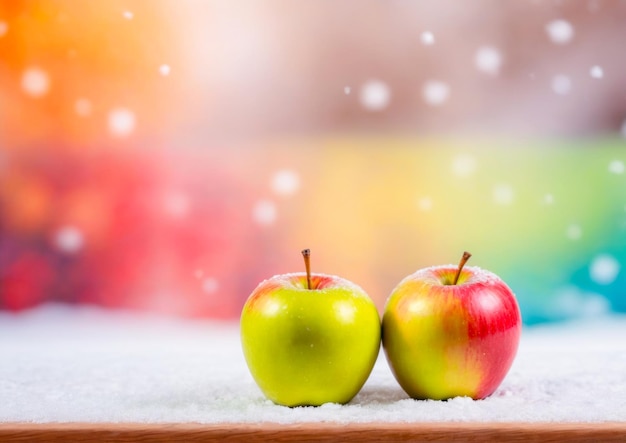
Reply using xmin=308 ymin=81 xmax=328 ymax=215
xmin=301 ymin=249 xmax=312 ymax=290
xmin=453 ymin=251 xmax=472 ymax=285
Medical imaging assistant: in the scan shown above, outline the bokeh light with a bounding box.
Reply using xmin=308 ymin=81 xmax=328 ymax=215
xmin=1 ymin=0 xmax=626 ymax=324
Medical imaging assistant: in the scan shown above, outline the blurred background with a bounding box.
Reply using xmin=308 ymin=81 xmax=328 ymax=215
xmin=1 ymin=0 xmax=625 ymax=324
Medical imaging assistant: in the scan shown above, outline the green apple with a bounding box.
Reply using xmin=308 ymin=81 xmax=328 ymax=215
xmin=382 ymin=252 xmax=521 ymax=400
xmin=240 ymin=249 xmax=381 ymax=407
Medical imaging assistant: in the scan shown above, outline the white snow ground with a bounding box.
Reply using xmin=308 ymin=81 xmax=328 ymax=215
xmin=0 ymin=304 xmax=624 ymax=423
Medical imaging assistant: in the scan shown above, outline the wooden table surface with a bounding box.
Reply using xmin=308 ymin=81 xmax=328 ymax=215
xmin=1 ymin=422 xmax=625 ymax=442
xmin=2 ymin=308 xmax=625 ymax=441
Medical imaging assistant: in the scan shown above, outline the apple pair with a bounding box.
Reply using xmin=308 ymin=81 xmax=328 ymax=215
xmin=240 ymin=250 xmax=521 ymax=406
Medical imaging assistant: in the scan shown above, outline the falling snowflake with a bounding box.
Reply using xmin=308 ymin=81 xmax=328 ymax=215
xmin=589 ymin=254 xmax=620 ymax=285
xmin=108 ymin=108 xmax=136 ymax=137
xmin=546 ymin=19 xmax=574 ymax=45
xmin=608 ymin=160 xmax=624 ymax=174
xmin=252 ymin=200 xmax=277 ymax=226
xmin=201 ymin=277 xmax=220 ymax=294
xmin=543 ymin=193 xmax=555 ymax=205
xmin=21 ymin=68 xmax=50 ymax=98
xmin=359 ymin=80 xmax=391 ymax=111
xmin=0 ymin=21 xmax=8 ymax=37
xmin=344 ymin=86 xmax=351 ymax=95
xmin=123 ymin=11 xmax=134 ymax=20
xmin=590 ymin=66 xmax=604 ymax=79
xmin=159 ymin=64 xmax=171 ymax=76
xmin=271 ymin=169 xmax=300 ymax=197
xmin=417 ymin=197 xmax=433 ymax=212
xmin=588 ymin=0 xmax=601 ymax=12
xmin=75 ymin=98 xmax=93 ymax=117
xmin=475 ymin=46 xmax=502 ymax=76
xmin=492 ymin=184 xmax=514 ymax=205
xmin=551 ymin=75 xmax=571 ymax=95
xmin=452 ymin=154 xmax=477 ymax=177
xmin=420 ymin=31 xmax=435 ymax=46
xmin=422 ymin=80 xmax=450 ymax=106
xmin=551 ymin=286 xmax=609 ymax=318
xmin=53 ymin=226 xmax=84 ymax=254
xmin=566 ymin=224 xmax=582 ymax=240
xmin=163 ymin=191 xmax=190 ymax=218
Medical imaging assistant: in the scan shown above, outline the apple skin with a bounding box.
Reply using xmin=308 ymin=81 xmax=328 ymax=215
xmin=241 ymin=272 xmax=381 ymax=407
xmin=382 ymin=264 xmax=521 ymax=400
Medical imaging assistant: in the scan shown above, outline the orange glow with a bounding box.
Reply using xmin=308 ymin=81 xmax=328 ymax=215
xmin=0 ymin=0 xmax=182 ymax=149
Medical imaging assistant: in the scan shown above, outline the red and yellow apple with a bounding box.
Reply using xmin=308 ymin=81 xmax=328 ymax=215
xmin=382 ymin=252 xmax=521 ymax=400
xmin=240 ymin=249 xmax=381 ymax=407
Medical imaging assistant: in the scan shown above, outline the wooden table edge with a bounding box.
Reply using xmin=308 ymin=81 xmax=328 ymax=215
xmin=1 ymin=421 xmax=625 ymax=442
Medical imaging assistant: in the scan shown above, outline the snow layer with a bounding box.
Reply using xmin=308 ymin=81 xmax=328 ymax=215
xmin=1 ymin=304 xmax=625 ymax=423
